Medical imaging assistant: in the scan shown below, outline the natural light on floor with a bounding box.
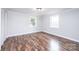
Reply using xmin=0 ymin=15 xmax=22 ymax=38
xmin=49 ymin=39 xmax=60 ymax=51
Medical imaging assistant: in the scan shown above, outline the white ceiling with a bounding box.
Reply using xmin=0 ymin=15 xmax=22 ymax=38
xmin=6 ymin=8 xmax=72 ymax=15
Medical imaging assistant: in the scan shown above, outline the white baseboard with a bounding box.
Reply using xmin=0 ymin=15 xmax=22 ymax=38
xmin=43 ymin=31 xmax=79 ymax=43
xmin=5 ymin=31 xmax=79 ymax=43
xmin=6 ymin=31 xmax=41 ymax=38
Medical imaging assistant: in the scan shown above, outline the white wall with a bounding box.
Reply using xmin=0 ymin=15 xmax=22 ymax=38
xmin=7 ymin=10 xmax=41 ymax=37
xmin=0 ymin=8 xmax=1 ymax=49
xmin=0 ymin=9 xmax=8 ymax=49
xmin=40 ymin=9 xmax=79 ymax=42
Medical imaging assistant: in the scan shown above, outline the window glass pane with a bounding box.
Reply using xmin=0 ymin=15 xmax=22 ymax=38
xmin=50 ymin=15 xmax=59 ymax=28
xmin=30 ymin=16 xmax=37 ymax=27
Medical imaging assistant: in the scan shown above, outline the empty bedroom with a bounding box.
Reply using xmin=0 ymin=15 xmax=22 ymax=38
xmin=0 ymin=8 xmax=79 ymax=51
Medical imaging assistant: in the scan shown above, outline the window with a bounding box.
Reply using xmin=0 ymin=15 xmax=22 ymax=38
xmin=50 ymin=15 xmax=59 ymax=28
xmin=30 ymin=16 xmax=37 ymax=27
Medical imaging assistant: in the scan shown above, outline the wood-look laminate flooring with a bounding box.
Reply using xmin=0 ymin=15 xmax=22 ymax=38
xmin=1 ymin=32 xmax=79 ymax=51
